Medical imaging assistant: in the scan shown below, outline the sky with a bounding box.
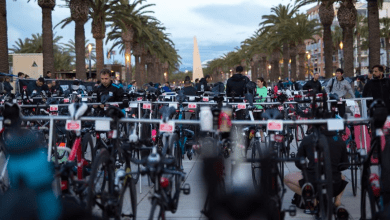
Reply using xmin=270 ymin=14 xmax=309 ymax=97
xmin=6 ymin=0 xmax=315 ymax=71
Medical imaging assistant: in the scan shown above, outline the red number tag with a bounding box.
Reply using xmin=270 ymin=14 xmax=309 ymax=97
xmin=50 ymin=105 xmax=58 ymax=111
xmin=237 ymin=104 xmax=246 ymax=109
xmin=64 ymin=98 xmax=69 ymax=103
xmin=267 ymin=120 xmax=283 ymax=131
xmin=203 ymin=97 xmax=209 ymax=102
xmin=159 ymin=121 xmax=175 ymax=133
xmin=65 ymin=120 xmax=81 ymax=131
xmin=137 ymin=97 xmax=143 ymax=101
xmin=143 ymin=103 xmax=151 ymax=109
xmin=188 ymin=103 xmax=197 ymax=109
xmin=278 ymin=106 xmax=284 ymax=111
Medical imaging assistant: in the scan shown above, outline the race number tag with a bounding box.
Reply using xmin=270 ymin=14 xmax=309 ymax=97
xmin=188 ymin=103 xmax=197 ymax=109
xmin=12 ymin=99 xmax=16 ymax=104
xmin=159 ymin=121 xmax=175 ymax=133
xmin=50 ymin=105 xmax=58 ymax=111
xmin=169 ymin=103 xmax=177 ymax=109
xmin=189 ymin=97 xmax=195 ymax=101
xmin=202 ymin=97 xmax=209 ymax=102
xmin=125 ymin=108 xmax=131 ymax=112
xmin=64 ymin=98 xmax=69 ymax=103
xmin=95 ymin=120 xmax=110 ymax=131
xmin=65 ymin=120 xmax=81 ymax=131
xmin=143 ymin=103 xmax=151 ymax=110
xmin=129 ymin=102 xmax=138 ymax=108
xmin=278 ymin=106 xmax=284 ymax=111
xmin=327 ymin=119 xmax=344 ymax=131
xmin=137 ymin=97 xmax=143 ymax=101
xmin=237 ymin=104 xmax=246 ymax=109
xmin=267 ymin=120 xmax=283 ymax=131
xmin=82 ymin=98 xmax=88 ymax=102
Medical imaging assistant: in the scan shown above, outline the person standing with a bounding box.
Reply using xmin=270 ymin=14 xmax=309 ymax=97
xmin=183 ymin=79 xmax=197 ymax=96
xmin=303 ymin=73 xmax=322 ymax=93
xmin=3 ymin=77 xmax=13 ymax=95
xmin=226 ymin=66 xmax=250 ymax=97
xmin=363 ymin=65 xmax=390 ymax=113
xmin=44 ymin=71 xmax=52 ymax=79
xmin=197 ymin=75 xmax=212 ymax=92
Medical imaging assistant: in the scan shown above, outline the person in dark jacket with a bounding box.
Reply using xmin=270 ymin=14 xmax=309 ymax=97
xmin=182 ymin=80 xmax=197 ymax=96
xmin=284 ymin=126 xmax=349 ymax=207
xmin=3 ymin=77 xmax=13 ymax=95
xmin=303 ymin=73 xmax=322 ymax=93
xmin=277 ymin=80 xmax=284 ymax=90
xmin=27 ymin=77 xmax=45 ymax=96
xmin=226 ymin=66 xmax=250 ymax=97
xmin=291 ymin=78 xmax=301 ymax=90
xmin=95 ymin=69 xmax=124 ymax=104
xmin=197 ymin=75 xmax=212 ymax=92
xmin=50 ymin=80 xmax=64 ymax=95
xmin=363 ymin=65 xmax=390 ymax=113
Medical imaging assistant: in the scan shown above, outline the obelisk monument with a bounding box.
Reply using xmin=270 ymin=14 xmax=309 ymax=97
xmin=193 ymin=36 xmax=203 ymax=80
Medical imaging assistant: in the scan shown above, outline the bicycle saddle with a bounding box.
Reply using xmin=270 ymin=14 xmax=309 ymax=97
xmin=262 ymin=108 xmax=283 ymax=120
xmin=244 ymin=93 xmax=254 ymax=106
xmin=106 ymin=105 xmax=125 ymax=120
xmin=329 ymin=93 xmax=339 ymax=100
xmin=46 ymin=97 xmax=58 ymax=105
xmin=176 ymin=90 xmax=187 ymax=103
xmin=68 ymin=102 xmax=88 ymax=120
xmin=159 ymin=106 xmax=177 ymax=123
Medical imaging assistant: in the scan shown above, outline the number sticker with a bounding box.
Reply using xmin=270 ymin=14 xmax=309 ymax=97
xmin=327 ymin=119 xmax=344 ymax=131
xmin=82 ymin=97 xmax=88 ymax=102
xmin=203 ymin=97 xmax=209 ymax=102
xmin=137 ymin=97 xmax=143 ymax=101
xmin=125 ymin=107 xmax=131 ymax=112
xmin=159 ymin=121 xmax=175 ymax=133
xmin=267 ymin=120 xmax=284 ymax=131
xmin=95 ymin=120 xmax=110 ymax=131
xmin=12 ymin=99 xmax=16 ymax=104
xmin=189 ymin=97 xmax=195 ymax=101
xmin=237 ymin=104 xmax=246 ymax=109
xmin=188 ymin=103 xmax=197 ymax=109
xmin=278 ymin=106 xmax=284 ymax=111
xmin=143 ymin=103 xmax=151 ymax=109
xmin=64 ymin=98 xmax=69 ymax=103
xmin=129 ymin=102 xmax=138 ymax=108
xmin=65 ymin=120 xmax=81 ymax=131
xmin=50 ymin=105 xmax=58 ymax=111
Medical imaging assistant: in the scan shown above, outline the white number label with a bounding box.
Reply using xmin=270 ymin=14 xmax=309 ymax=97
xmin=65 ymin=120 xmax=81 ymax=131
xmin=95 ymin=120 xmax=110 ymax=131
xmin=50 ymin=105 xmax=58 ymax=111
xmin=159 ymin=121 xmax=175 ymax=133
xmin=137 ymin=97 xmax=143 ymax=101
xmin=169 ymin=103 xmax=177 ymax=109
xmin=237 ymin=104 xmax=246 ymax=109
xmin=64 ymin=98 xmax=69 ymax=103
xmin=267 ymin=120 xmax=284 ymax=131
xmin=129 ymin=102 xmax=138 ymax=108
xmin=327 ymin=119 xmax=344 ymax=131
xmin=203 ymin=97 xmax=209 ymax=102
xmin=82 ymin=97 xmax=88 ymax=102
xmin=125 ymin=107 xmax=131 ymax=112
xmin=278 ymin=106 xmax=284 ymax=111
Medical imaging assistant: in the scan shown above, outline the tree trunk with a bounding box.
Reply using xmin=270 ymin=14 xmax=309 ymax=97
xmin=357 ymin=34 xmax=362 ymax=75
xmin=75 ymin=21 xmax=86 ymax=79
xmin=298 ymin=53 xmax=306 ymax=81
xmin=124 ymin=41 xmax=131 ymax=81
xmin=146 ymin=63 xmax=154 ymax=83
xmin=367 ymin=0 xmax=381 ymax=69
xmin=95 ymin=37 xmax=104 ymax=75
xmin=42 ymin=7 xmax=55 ymax=77
xmin=134 ymin=55 xmax=141 ymax=84
xmin=140 ymin=55 xmax=146 ymax=84
xmin=271 ymin=49 xmax=280 ymax=83
xmin=0 ymin=0 xmax=8 ymax=74
xmin=343 ymin=26 xmax=354 ymax=77
xmin=387 ymin=37 xmax=390 ymax=72
xmin=319 ymin=2 xmax=335 ymax=79
xmin=283 ymin=42 xmax=289 ymax=80
xmin=261 ymin=57 xmax=267 ymax=78
xmin=289 ymin=43 xmax=297 ymax=80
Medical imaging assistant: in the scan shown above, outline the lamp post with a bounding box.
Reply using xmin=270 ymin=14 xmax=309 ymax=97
xmin=307 ymin=52 xmax=311 ymax=80
xmin=88 ymin=44 xmax=92 ymax=79
xmin=339 ymin=41 xmax=344 ymax=69
xmin=164 ymin=72 xmax=167 ymax=82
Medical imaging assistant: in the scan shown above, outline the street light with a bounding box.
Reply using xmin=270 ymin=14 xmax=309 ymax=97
xmin=164 ymin=72 xmax=167 ymax=81
xmin=307 ymin=52 xmax=311 ymax=79
xmin=125 ymin=53 xmax=130 ymax=80
xmin=339 ymin=41 xmax=344 ymax=69
xmin=88 ymin=44 xmax=92 ymax=79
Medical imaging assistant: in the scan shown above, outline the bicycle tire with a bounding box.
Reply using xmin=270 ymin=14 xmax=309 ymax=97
xmin=349 ymin=141 xmax=358 ymax=197
xmin=170 ymin=134 xmax=182 ymax=211
xmin=360 ymin=180 xmax=377 ymax=220
xmin=295 ymin=124 xmax=304 ymax=148
xmin=277 ymin=142 xmax=284 ymax=179
xmin=149 ymin=197 xmax=165 ymax=220
xmin=316 ymin=134 xmax=333 ymax=220
xmin=129 ymin=149 xmax=140 ymax=184
xmin=251 ymin=139 xmax=262 ymax=189
xmin=86 ymin=149 xmax=113 ymax=218
xmin=81 ymin=132 xmax=95 ymax=165
xmin=118 ymin=171 xmax=137 ymax=220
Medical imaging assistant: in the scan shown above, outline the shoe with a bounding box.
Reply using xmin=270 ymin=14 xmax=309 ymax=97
xmin=334 ymin=206 xmax=349 ymax=220
xmin=301 ymin=183 xmax=316 ymax=214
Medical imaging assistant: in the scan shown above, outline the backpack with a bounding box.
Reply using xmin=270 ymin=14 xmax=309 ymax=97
xmin=329 ymin=78 xmax=335 ymax=93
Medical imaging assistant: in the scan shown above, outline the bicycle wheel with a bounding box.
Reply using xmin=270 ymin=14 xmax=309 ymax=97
xmin=118 ymin=171 xmax=137 ymax=220
xmin=295 ymin=125 xmax=305 ymax=148
xmin=277 ymin=142 xmax=284 ymax=179
xmin=129 ymin=149 xmax=140 ymax=184
xmin=349 ymin=141 xmax=358 ymax=197
xmin=316 ymin=135 xmax=333 ymax=220
xmin=82 ymin=132 xmax=95 ymax=166
xmin=251 ymin=139 xmax=262 ymax=189
xmin=149 ymin=197 xmax=165 ymax=220
xmin=360 ymin=180 xmax=377 ymax=220
xmin=87 ymin=149 xmax=114 ymax=218
xmin=170 ymin=137 xmax=182 ymax=211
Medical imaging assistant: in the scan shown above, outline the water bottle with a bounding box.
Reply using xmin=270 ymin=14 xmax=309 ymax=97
xmin=369 ymin=173 xmax=380 ymax=197
xmin=200 ymin=106 xmax=213 ymax=131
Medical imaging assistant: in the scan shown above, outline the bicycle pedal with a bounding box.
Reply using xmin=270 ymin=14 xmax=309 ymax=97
xmin=335 ymin=206 xmax=349 ymax=220
xmin=301 ymin=183 xmax=315 ymax=201
xmin=286 ymin=205 xmax=296 ymax=217
xmin=290 ymin=152 xmax=296 ymax=158
xmin=181 ymin=183 xmax=190 ymax=195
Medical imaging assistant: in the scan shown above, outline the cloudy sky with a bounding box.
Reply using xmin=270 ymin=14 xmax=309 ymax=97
xmin=7 ymin=0 xmax=315 ymax=71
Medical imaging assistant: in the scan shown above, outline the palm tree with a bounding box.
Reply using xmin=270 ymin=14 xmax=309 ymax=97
xmin=38 ymin=0 xmax=56 ymax=78
xmin=296 ymin=0 xmax=336 ymax=78
xmin=337 ymin=0 xmax=357 ymax=77
xmin=260 ymin=4 xmax=298 ymax=80
xmin=367 ymin=0 xmax=382 ymax=69
xmin=56 ymin=0 xmax=89 ymax=79
xmin=61 ymin=39 xmax=96 ymax=63
xmin=0 ymin=0 xmax=8 ymax=74
xmin=355 ymin=14 xmax=368 ymax=75
xmin=380 ymin=17 xmax=390 ymax=70
xmin=332 ymin=25 xmax=343 ymax=69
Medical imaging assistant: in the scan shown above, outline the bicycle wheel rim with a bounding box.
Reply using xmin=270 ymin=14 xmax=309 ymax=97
xmin=350 ymin=144 xmax=358 ymax=196
xmin=251 ymin=140 xmax=262 ymax=189
xmin=317 ymin=135 xmax=333 ymax=220
xmin=130 ymin=150 xmax=140 ymax=183
xmin=119 ymin=177 xmax=137 ymax=219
